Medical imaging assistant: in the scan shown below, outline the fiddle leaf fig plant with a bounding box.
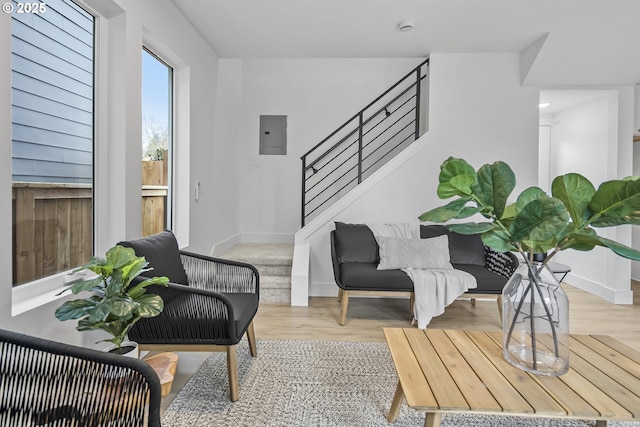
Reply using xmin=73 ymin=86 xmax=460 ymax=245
xmin=55 ymin=245 xmax=169 ymax=349
xmin=419 ymin=157 xmax=640 ymax=264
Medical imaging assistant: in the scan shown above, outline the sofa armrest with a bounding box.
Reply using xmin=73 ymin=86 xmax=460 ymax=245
xmin=484 ymin=246 xmax=519 ymax=279
xmin=330 ymin=231 xmax=345 ymax=290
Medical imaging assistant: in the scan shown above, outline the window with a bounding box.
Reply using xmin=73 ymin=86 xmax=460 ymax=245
xmin=11 ymin=0 xmax=95 ymax=286
xmin=141 ymin=48 xmax=173 ymax=236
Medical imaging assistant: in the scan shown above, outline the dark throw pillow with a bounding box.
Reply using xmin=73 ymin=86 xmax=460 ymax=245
xmin=118 ymin=229 xmax=189 ymax=284
xmin=334 ymin=222 xmax=379 ymax=263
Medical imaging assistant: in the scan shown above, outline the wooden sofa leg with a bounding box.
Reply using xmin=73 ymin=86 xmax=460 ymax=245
xmin=497 ymin=294 xmax=503 ymax=323
xmin=471 ymin=298 xmax=476 ymax=306
xmin=410 ymin=292 xmax=415 ymax=314
xmin=339 ymin=290 xmax=350 ymax=326
xmin=247 ymin=321 xmax=257 ymax=357
xmin=337 ymin=288 xmax=343 ymax=303
xmin=227 ymin=345 xmax=239 ymax=401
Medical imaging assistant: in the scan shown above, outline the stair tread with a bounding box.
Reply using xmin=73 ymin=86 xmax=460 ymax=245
xmin=221 ymin=243 xmax=294 ymax=266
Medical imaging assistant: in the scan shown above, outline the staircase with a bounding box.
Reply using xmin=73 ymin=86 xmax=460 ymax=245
xmin=300 ymin=58 xmax=429 ymax=225
xmin=220 ymin=243 xmax=294 ymax=304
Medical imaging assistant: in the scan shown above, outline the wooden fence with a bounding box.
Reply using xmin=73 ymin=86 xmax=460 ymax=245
xmin=12 ymin=159 xmax=168 ymax=286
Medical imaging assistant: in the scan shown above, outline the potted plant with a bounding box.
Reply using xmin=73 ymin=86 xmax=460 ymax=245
xmin=419 ymin=157 xmax=640 ymax=376
xmin=55 ymin=245 xmax=169 ymax=356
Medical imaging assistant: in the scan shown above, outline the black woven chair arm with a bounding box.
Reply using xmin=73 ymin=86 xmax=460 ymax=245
xmin=485 ymin=246 xmax=519 ymax=279
xmin=131 ymin=282 xmax=239 ymax=341
xmin=180 ymin=251 xmax=259 ymax=294
xmin=0 ymin=328 xmax=161 ymax=427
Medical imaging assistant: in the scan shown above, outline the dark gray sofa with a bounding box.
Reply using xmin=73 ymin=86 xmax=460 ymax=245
xmin=330 ymin=222 xmax=518 ymax=325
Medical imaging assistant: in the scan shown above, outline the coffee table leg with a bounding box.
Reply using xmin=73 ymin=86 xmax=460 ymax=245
xmin=387 ymin=381 xmax=405 ymax=422
xmin=424 ymin=412 xmax=442 ymax=427
xmin=595 ymin=421 xmax=607 ymax=427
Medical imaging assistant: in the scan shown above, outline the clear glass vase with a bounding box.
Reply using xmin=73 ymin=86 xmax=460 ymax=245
xmin=502 ymin=262 xmax=569 ymax=376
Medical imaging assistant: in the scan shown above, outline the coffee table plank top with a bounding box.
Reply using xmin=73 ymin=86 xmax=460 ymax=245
xmin=464 ymin=330 xmax=567 ymax=416
xmin=384 ymin=328 xmax=640 ymax=423
xmin=403 ymin=329 xmax=469 ymax=410
xmin=384 ymin=328 xmax=438 ymax=408
xmin=425 ymin=329 xmax=502 ymax=412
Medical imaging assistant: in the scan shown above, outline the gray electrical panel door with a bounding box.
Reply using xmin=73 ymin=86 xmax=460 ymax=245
xmin=259 ymin=115 xmax=287 ymax=155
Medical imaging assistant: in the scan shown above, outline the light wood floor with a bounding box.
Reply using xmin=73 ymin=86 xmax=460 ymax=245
xmin=160 ymin=281 xmax=640 ymax=412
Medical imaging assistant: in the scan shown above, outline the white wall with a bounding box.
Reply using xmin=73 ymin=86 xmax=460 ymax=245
xmin=297 ymin=53 xmax=540 ymax=297
xmin=0 ymin=0 xmax=224 ymax=344
xmin=545 ymin=91 xmax=634 ymax=303
xmin=229 ymin=58 xmax=422 ymax=243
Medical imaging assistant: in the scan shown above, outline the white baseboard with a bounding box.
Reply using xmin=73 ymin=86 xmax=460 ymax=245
xmin=566 ymin=273 xmax=633 ymax=305
xmin=210 ymin=234 xmax=241 ymax=257
xmin=310 ymin=282 xmax=339 ymax=298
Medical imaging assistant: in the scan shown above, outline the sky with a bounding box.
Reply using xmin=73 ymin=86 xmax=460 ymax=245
xmin=141 ymin=49 xmax=171 ymax=148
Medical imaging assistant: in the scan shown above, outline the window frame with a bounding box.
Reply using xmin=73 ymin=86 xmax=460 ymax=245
xmin=11 ymin=0 xmax=98 ymax=315
xmin=141 ymin=45 xmax=174 ymax=233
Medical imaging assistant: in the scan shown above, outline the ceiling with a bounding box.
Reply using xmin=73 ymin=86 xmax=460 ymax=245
xmin=171 ymin=0 xmax=640 ymax=86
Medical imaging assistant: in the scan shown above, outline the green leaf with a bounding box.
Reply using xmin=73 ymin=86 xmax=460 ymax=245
xmin=589 ymin=179 xmax=640 ymax=227
xmin=520 ymin=236 xmax=558 ymax=254
xmin=515 ymin=187 xmax=547 ymax=213
xmin=551 ymin=173 xmax=595 ymax=228
xmin=595 ymin=235 xmax=640 ymax=260
xmin=107 ymin=295 xmax=135 ymax=318
xmin=136 ymin=294 xmax=165 ymax=318
xmin=456 ymin=206 xmax=484 ymax=219
xmin=438 ymin=175 xmax=476 ymax=199
xmin=436 ymin=157 xmax=476 ymax=198
xmin=472 ymin=161 xmax=515 ymax=219
xmin=558 ymin=228 xmax=599 ymax=252
xmin=87 ymin=302 xmax=110 ymax=323
xmin=446 ymin=222 xmax=496 ymax=235
xmin=418 ymin=198 xmax=472 ymax=223
xmin=509 ymin=197 xmax=569 ymax=244
xmin=54 ymin=299 xmax=96 ymax=321
xmin=481 ymin=228 xmax=516 ymax=252
xmin=501 ymin=203 xmax=517 ymax=220
xmin=68 ymin=276 xmax=103 ymax=295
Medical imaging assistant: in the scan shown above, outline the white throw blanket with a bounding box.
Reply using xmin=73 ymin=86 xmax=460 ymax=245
xmin=403 ymin=268 xmax=476 ymax=328
xmin=367 ymin=222 xmax=477 ymax=329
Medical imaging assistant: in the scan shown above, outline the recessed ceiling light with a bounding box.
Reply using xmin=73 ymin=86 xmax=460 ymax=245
xmin=398 ymin=20 xmax=414 ymax=32
xmin=539 ymin=102 xmax=551 ymax=108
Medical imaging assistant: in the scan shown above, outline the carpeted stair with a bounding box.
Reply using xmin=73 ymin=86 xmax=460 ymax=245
xmin=220 ymin=243 xmax=293 ymax=304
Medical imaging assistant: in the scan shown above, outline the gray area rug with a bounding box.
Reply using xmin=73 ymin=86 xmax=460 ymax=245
xmin=162 ymin=339 xmax=640 ymax=427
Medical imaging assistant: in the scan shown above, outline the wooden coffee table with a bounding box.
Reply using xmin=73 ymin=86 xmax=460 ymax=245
xmin=384 ymin=328 xmax=640 ymax=427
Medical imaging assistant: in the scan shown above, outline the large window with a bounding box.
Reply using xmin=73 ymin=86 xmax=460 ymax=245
xmin=11 ymin=0 xmax=95 ymax=286
xmin=141 ymin=48 xmax=172 ymax=236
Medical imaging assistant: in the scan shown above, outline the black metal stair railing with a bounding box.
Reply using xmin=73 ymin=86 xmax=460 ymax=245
xmin=300 ymin=58 xmax=429 ymax=226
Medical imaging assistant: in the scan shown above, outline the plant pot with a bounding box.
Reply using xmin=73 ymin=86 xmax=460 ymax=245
xmin=502 ymin=262 xmax=569 ymax=376
xmin=104 ymin=340 xmax=139 ymax=359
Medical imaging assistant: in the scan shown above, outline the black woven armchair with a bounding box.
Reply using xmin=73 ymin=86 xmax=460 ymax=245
xmin=119 ymin=230 xmax=259 ymax=402
xmin=0 ymin=328 xmax=161 ymax=427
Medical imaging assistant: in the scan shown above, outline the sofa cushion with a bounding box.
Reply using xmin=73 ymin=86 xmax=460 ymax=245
xmin=452 ymin=264 xmax=508 ymax=293
xmin=421 ymin=225 xmax=486 ymax=266
xmin=334 ymin=222 xmax=379 ymax=263
xmin=376 ymin=235 xmax=453 ymax=270
xmin=339 ymin=263 xmax=413 ymax=291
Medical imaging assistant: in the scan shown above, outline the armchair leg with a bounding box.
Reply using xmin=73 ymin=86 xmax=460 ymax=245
xmin=247 ymin=321 xmax=257 ymax=357
xmin=339 ymin=290 xmax=350 ymax=326
xmin=337 ymin=288 xmax=343 ymax=303
xmin=227 ymin=345 xmax=239 ymax=401
xmin=497 ymin=294 xmax=503 ymax=323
